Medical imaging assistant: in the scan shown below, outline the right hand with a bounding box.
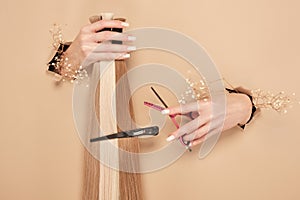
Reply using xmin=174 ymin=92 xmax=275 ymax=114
xmin=163 ymin=93 xmax=252 ymax=147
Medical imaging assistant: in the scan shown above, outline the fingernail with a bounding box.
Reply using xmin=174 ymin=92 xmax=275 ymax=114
xmin=122 ymin=54 xmax=130 ymax=58
xmin=121 ymin=22 xmax=129 ymax=27
xmin=128 ymin=36 xmax=136 ymax=41
xmin=161 ymin=109 xmax=170 ymax=115
xmin=127 ymin=46 xmax=136 ymax=51
xmin=166 ymin=135 xmax=175 ymax=142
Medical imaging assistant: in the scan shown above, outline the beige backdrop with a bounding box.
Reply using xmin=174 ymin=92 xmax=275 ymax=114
xmin=1 ymin=0 xmax=300 ymax=199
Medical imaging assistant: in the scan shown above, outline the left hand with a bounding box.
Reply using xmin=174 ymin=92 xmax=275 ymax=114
xmin=162 ymin=93 xmax=252 ymax=147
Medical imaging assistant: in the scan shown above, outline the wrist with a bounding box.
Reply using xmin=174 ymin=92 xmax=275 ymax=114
xmin=237 ymin=93 xmax=253 ymax=125
xmin=226 ymin=87 xmax=259 ymax=129
xmin=47 ymin=42 xmax=87 ymax=83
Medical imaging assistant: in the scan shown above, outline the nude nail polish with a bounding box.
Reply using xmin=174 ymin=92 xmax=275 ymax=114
xmin=127 ymin=46 xmax=136 ymax=51
xmin=122 ymin=54 xmax=130 ymax=58
xmin=166 ymin=135 xmax=175 ymax=142
xmin=161 ymin=109 xmax=170 ymax=115
xmin=121 ymin=22 xmax=129 ymax=27
xmin=127 ymin=36 xmax=136 ymax=41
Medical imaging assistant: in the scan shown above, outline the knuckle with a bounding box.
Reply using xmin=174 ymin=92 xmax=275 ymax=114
xmin=77 ymin=32 xmax=89 ymax=44
xmin=78 ymin=35 xmax=85 ymax=43
xmin=103 ymin=31 xmax=112 ymax=40
xmin=80 ymin=25 xmax=90 ymax=34
xmin=89 ymin=33 xmax=95 ymax=41
xmin=98 ymin=20 xmax=105 ymax=28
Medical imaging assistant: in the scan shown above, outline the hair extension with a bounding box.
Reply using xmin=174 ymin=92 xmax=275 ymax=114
xmin=115 ymin=59 xmax=143 ymax=200
xmin=81 ymin=15 xmax=143 ymax=200
xmin=82 ymin=64 xmax=101 ymax=200
xmin=82 ymin=149 xmax=100 ymax=200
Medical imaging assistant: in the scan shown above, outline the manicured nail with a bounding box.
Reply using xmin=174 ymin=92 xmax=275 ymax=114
xmin=161 ymin=109 xmax=170 ymax=115
xmin=128 ymin=36 xmax=136 ymax=41
xmin=122 ymin=54 xmax=130 ymax=58
xmin=127 ymin=46 xmax=136 ymax=51
xmin=166 ymin=135 xmax=175 ymax=142
xmin=121 ymin=22 xmax=129 ymax=27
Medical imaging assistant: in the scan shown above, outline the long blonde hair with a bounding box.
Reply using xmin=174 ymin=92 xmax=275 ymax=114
xmin=81 ymin=15 xmax=142 ymax=200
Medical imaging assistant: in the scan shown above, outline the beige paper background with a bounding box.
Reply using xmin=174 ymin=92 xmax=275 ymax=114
xmin=1 ymin=0 xmax=300 ymax=199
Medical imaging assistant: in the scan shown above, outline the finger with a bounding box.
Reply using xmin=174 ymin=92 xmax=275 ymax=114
xmin=190 ymin=119 xmax=225 ymax=147
xmin=93 ymin=31 xmax=136 ymax=43
xmin=183 ymin=114 xmax=225 ymax=141
xmin=94 ymin=43 xmax=136 ymax=53
xmin=166 ymin=115 xmax=207 ymax=141
xmin=183 ymin=123 xmax=210 ymax=141
xmin=89 ymin=20 xmax=129 ymax=32
xmin=190 ymin=135 xmax=206 ymax=147
xmin=161 ymin=101 xmax=210 ymax=115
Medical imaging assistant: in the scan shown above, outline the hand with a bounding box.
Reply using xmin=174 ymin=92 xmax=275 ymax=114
xmin=62 ymin=20 xmax=136 ymax=69
xmin=162 ymin=93 xmax=253 ymax=147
